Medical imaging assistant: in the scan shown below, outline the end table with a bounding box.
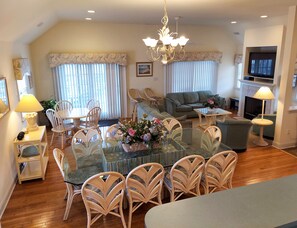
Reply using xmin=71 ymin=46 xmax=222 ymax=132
xmin=251 ymin=118 xmax=273 ymax=146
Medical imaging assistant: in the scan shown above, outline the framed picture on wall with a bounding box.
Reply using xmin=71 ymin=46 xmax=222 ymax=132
xmin=136 ymin=62 xmax=153 ymax=77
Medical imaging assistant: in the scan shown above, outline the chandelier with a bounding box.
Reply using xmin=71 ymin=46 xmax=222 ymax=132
xmin=142 ymin=0 xmax=189 ymax=64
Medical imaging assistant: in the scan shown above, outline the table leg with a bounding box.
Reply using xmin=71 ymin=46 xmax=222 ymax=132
xmin=253 ymin=126 xmax=269 ymax=146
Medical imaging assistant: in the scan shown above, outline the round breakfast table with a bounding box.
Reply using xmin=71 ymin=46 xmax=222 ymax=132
xmin=57 ymin=107 xmax=90 ymax=129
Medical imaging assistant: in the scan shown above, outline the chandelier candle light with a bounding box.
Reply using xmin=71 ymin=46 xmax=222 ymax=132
xmin=142 ymin=0 xmax=189 ymax=64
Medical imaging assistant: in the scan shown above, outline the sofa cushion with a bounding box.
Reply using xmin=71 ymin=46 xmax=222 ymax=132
xmin=166 ymin=93 xmax=185 ymax=105
xmin=183 ymin=92 xmax=199 ymax=104
xmin=176 ymin=105 xmax=192 ymax=112
xmin=188 ymin=103 xmax=204 ymax=109
xmin=197 ymin=91 xmax=212 ymax=103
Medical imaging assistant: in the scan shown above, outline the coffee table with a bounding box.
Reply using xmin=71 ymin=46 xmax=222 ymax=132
xmin=194 ymin=108 xmax=232 ymax=129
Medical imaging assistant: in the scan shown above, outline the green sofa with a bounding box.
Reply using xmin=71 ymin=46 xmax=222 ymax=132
xmin=165 ymin=91 xmax=226 ymax=118
xmin=252 ymin=114 xmax=276 ymax=139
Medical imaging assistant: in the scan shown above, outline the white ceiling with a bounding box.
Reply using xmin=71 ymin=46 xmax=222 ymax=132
xmin=1 ymin=0 xmax=297 ymax=43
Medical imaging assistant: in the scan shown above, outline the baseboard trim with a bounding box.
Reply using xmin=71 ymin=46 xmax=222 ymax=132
xmin=0 ymin=176 xmax=17 ymax=220
xmin=272 ymin=141 xmax=297 ymax=149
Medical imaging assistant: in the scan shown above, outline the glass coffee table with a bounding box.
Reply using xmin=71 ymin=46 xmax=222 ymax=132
xmin=194 ymin=108 xmax=232 ymax=129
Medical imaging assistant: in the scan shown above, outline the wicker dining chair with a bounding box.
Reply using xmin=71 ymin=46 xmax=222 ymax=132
xmin=202 ymin=150 xmax=238 ymax=194
xmin=126 ymin=163 xmax=164 ymax=228
xmin=164 ymin=155 xmax=205 ymax=202
xmin=53 ymin=148 xmax=81 ymax=220
xmin=204 ymin=125 xmax=222 ymax=142
xmin=162 ymin=118 xmax=183 ymax=141
xmin=81 ymin=172 xmax=127 ymax=228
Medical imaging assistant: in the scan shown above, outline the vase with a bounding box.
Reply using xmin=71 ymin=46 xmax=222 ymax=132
xmin=121 ymin=142 xmax=160 ymax=153
xmin=122 ymin=143 xmax=148 ymax=153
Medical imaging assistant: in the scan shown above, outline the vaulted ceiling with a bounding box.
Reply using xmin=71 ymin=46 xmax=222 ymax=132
xmin=1 ymin=0 xmax=297 ymax=43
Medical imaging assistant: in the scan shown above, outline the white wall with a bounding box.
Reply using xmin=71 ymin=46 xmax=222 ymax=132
xmin=29 ymin=21 xmax=238 ymax=115
xmin=0 ymin=41 xmax=28 ymax=218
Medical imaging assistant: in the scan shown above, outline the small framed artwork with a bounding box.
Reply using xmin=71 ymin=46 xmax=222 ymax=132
xmin=136 ymin=62 xmax=153 ymax=77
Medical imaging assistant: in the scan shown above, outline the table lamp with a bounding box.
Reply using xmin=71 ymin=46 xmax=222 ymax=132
xmin=15 ymin=94 xmax=44 ymax=131
xmin=253 ymin=86 xmax=274 ymax=120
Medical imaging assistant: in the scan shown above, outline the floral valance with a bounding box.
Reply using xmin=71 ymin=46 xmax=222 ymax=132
xmin=174 ymin=51 xmax=223 ymax=63
xmin=234 ymin=54 xmax=243 ymax=64
xmin=48 ymin=52 xmax=127 ymax=68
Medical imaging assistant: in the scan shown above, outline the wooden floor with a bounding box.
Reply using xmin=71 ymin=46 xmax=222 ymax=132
xmin=2 ymin=127 xmax=297 ymax=228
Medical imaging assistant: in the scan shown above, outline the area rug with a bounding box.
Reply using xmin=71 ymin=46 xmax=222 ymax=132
xmin=99 ymin=118 xmax=119 ymax=127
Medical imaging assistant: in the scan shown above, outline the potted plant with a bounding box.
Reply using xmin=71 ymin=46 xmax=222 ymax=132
xmin=38 ymin=99 xmax=57 ymax=127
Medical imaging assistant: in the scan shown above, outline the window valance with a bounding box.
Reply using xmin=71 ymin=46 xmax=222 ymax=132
xmin=48 ymin=52 xmax=127 ymax=68
xmin=234 ymin=54 xmax=243 ymax=64
xmin=174 ymin=51 xmax=223 ymax=63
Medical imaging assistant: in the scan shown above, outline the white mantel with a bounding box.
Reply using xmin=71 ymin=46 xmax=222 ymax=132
xmin=238 ymin=80 xmax=276 ymax=117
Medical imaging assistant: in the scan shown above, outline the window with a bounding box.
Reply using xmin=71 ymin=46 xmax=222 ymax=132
xmin=52 ymin=63 xmax=123 ymax=120
xmin=235 ymin=62 xmax=243 ymax=89
xmin=165 ymin=61 xmax=218 ymax=93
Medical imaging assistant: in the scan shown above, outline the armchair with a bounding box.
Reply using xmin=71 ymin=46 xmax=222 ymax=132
xmin=216 ymin=118 xmax=252 ymax=152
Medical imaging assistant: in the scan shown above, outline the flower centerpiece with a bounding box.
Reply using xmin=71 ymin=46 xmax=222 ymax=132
xmin=204 ymin=96 xmax=219 ymax=109
xmin=118 ymin=114 xmax=165 ymax=152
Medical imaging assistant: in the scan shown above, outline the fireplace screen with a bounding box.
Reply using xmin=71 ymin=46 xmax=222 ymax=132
xmin=244 ymin=96 xmax=265 ymax=120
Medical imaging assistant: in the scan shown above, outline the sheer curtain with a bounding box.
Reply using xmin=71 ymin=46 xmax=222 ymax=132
xmin=165 ymin=61 xmax=218 ymax=93
xmin=52 ymin=63 xmax=124 ymax=119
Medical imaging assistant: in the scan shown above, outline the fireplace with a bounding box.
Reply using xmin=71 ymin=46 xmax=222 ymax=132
xmin=244 ymin=96 xmax=266 ymax=120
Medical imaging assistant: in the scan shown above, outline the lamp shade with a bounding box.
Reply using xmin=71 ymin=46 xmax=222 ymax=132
xmin=253 ymin=86 xmax=275 ymax=100
xmin=15 ymin=94 xmax=43 ymax=112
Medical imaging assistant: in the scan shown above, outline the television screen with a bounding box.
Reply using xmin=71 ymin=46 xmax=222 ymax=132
xmin=248 ymin=52 xmax=276 ymax=78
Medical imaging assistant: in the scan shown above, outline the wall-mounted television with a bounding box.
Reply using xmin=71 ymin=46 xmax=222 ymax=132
xmin=248 ymin=52 xmax=276 ymax=79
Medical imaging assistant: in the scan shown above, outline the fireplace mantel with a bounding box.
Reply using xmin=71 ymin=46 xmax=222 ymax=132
xmin=238 ymin=80 xmax=276 ymax=117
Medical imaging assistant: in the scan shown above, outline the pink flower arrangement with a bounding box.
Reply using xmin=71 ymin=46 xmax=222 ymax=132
xmin=204 ymin=97 xmax=218 ymax=109
xmin=118 ymin=114 xmax=165 ymax=145
xmin=128 ymin=128 xmax=136 ymax=137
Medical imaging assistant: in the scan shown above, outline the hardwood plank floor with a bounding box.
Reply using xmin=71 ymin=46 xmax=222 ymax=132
xmin=1 ymin=128 xmax=297 ymax=228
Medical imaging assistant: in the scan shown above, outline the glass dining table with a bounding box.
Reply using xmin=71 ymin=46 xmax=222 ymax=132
xmin=63 ymin=128 xmax=231 ymax=185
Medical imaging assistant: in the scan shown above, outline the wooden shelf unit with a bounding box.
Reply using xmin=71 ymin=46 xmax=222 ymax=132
xmin=13 ymin=126 xmax=48 ymax=184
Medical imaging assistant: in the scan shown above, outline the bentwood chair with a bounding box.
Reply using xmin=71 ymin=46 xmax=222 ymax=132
xmin=86 ymin=99 xmax=100 ymax=110
xmin=126 ymin=163 xmax=165 ymax=228
xmin=128 ymin=88 xmax=145 ymax=121
xmin=81 ymin=172 xmax=127 ymax=228
xmin=53 ymin=148 xmax=81 ymax=220
xmin=46 ymin=109 xmax=73 ymax=149
xmin=71 ymin=128 xmax=102 ymax=168
xmin=79 ymin=106 xmax=101 ymax=133
xmin=54 ymin=100 xmax=74 ymax=126
xmin=202 ymin=150 xmax=238 ymax=194
xmin=162 ymin=118 xmax=183 ymax=141
xmin=164 ymin=155 xmax=205 ymax=202
xmin=55 ymin=100 xmax=73 ymax=112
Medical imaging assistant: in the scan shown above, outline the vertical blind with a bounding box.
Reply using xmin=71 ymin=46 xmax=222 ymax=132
xmin=166 ymin=61 xmax=218 ymax=93
xmin=52 ymin=63 xmax=122 ymax=119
